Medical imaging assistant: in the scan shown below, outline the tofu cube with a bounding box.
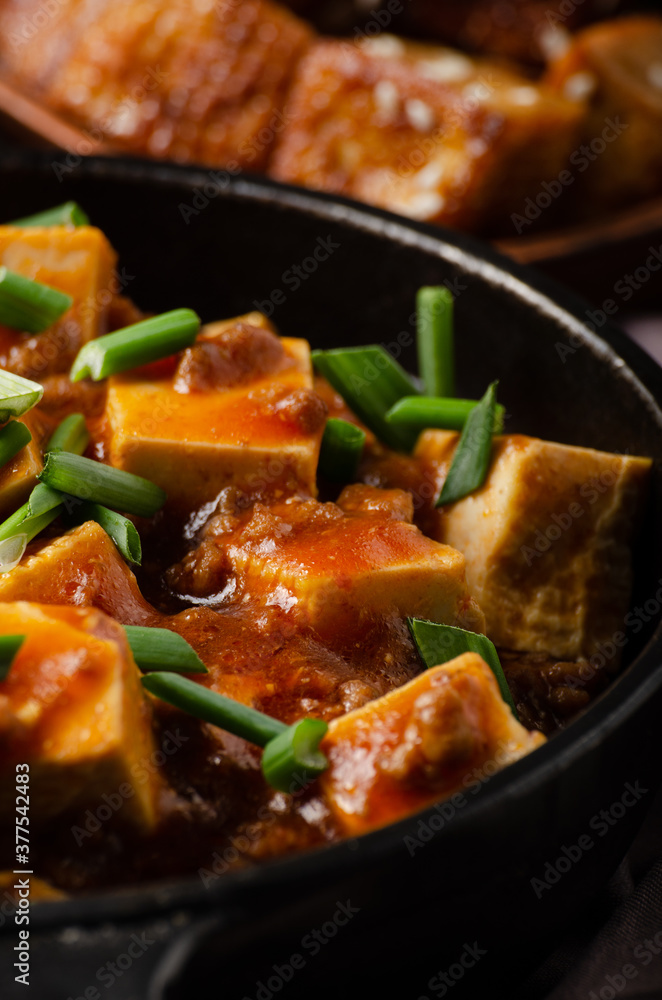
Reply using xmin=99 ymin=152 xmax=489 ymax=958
xmin=175 ymin=491 xmax=484 ymax=640
xmin=19 ymin=0 xmax=312 ymax=169
xmin=105 ymin=323 xmax=325 ymax=509
xmin=0 ymin=225 xmax=117 ymax=378
xmin=0 ymin=602 xmax=158 ymax=828
xmin=271 ymin=36 xmax=584 ymax=232
xmin=0 ymin=521 xmax=153 ymax=624
xmin=417 ymin=431 xmax=651 ymax=661
xmin=321 ymin=651 xmax=545 ymax=835
xmin=0 ymin=410 xmax=48 ymax=520
xmin=545 ymin=16 xmax=662 ymax=210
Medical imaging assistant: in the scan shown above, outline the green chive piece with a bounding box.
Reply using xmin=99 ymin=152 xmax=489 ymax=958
xmin=46 ymin=413 xmax=89 ymax=455
xmin=0 ymin=370 xmax=44 ymax=422
xmin=417 ymin=286 xmax=454 ymax=398
xmin=141 ymin=672 xmax=286 ymax=746
xmin=38 ymin=451 xmax=166 ymax=518
xmin=0 ymin=482 xmax=63 ymax=541
xmin=312 ymin=346 xmax=420 ymax=452
xmin=0 ymin=634 xmax=26 ymax=681
xmin=318 ymin=418 xmax=366 ymax=482
xmin=64 ymin=501 xmax=142 ymax=565
xmin=408 ymin=617 xmax=518 ymax=718
xmin=8 ymin=202 xmax=90 ymax=228
xmin=141 ymin=672 xmax=328 ymax=791
xmin=27 ymin=483 xmax=63 ymax=518
xmin=0 ymin=267 xmax=73 ymax=334
xmin=70 ymin=308 xmax=200 ymax=383
xmin=123 ymin=626 xmax=207 ymax=674
xmin=386 ymin=396 xmax=504 ymax=434
xmin=436 ymin=381 xmax=498 ymax=507
xmin=261 ymin=718 xmax=329 ymax=793
xmin=0 ymin=420 xmax=32 ymax=470
xmin=0 ymin=502 xmax=60 ymax=550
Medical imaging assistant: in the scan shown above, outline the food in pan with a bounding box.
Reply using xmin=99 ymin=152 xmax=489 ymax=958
xmin=0 ymin=3 xmax=660 ymax=235
xmin=0 ymin=209 xmax=651 ymax=893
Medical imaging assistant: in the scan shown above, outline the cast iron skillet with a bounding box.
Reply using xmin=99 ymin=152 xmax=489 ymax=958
xmin=1 ymin=153 xmax=662 ymax=1000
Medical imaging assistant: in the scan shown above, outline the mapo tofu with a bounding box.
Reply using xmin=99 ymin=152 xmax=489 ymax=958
xmin=0 ymin=212 xmax=650 ymax=894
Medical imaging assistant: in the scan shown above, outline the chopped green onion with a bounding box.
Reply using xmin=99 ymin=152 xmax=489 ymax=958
xmin=318 ymin=418 xmax=366 ymax=482
xmin=64 ymin=501 xmax=142 ymax=565
xmin=46 ymin=413 xmax=89 ymax=455
xmin=70 ymin=308 xmax=200 ymax=382
xmin=0 ymin=481 xmax=63 ymax=573
xmin=8 ymin=202 xmax=89 ymax=228
xmin=386 ymin=396 xmax=504 ymax=434
xmin=436 ymin=381 xmax=498 ymax=507
xmin=0 ymin=267 xmax=73 ymax=334
xmin=123 ymin=626 xmax=207 ymax=674
xmin=142 ymin=672 xmax=329 ymax=791
xmin=0 ymin=420 xmax=31 ymax=470
xmin=0 ymin=634 xmax=25 ymax=681
xmin=417 ymin=286 xmax=454 ymax=398
xmin=261 ymin=718 xmax=329 ymax=793
xmin=27 ymin=483 xmax=63 ymax=518
xmin=38 ymin=451 xmax=166 ymax=518
xmin=141 ymin=672 xmax=285 ymax=746
xmin=0 ymin=370 xmax=43 ymax=422
xmin=312 ymin=346 xmax=420 ymax=452
xmin=408 ymin=617 xmax=518 ymax=718
xmin=0 ymin=503 xmax=60 ymax=549
xmin=0 ymin=482 xmax=63 ymax=542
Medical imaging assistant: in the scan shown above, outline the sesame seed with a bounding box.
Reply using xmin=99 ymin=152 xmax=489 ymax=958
xmin=419 ymin=54 xmax=474 ymax=83
xmin=373 ymin=79 xmax=400 ymax=119
xmin=415 ymin=160 xmax=446 ymax=190
xmin=563 ymin=72 xmax=597 ymax=102
xmin=405 ymin=98 xmax=435 ymax=132
xmin=363 ymin=35 xmax=406 ymax=58
xmin=400 ymin=191 xmax=446 ymax=219
xmin=508 ymin=86 xmax=540 ymax=106
xmin=647 ymin=62 xmax=662 ymax=90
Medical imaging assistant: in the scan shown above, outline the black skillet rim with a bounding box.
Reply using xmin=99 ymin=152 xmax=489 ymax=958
xmin=1 ymin=151 xmax=662 ymax=929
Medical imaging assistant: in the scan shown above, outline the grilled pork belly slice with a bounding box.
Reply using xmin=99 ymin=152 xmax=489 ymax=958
xmin=0 ymin=601 xmax=158 ymax=828
xmin=0 ymin=224 xmax=117 ymax=379
xmin=320 ymin=651 xmax=545 ymax=835
xmin=270 ymin=35 xmax=584 ymax=233
xmin=105 ymin=321 xmax=325 ymax=510
xmin=416 ymin=430 xmax=651 ymax=662
xmin=0 ymin=0 xmax=312 ymax=169
xmin=545 ymin=16 xmax=662 ymax=211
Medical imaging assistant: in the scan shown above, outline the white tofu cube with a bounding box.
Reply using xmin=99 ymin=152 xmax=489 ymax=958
xmin=105 ymin=322 xmax=325 ymax=509
xmin=181 ymin=491 xmax=485 ymax=640
xmin=417 ymin=431 xmax=651 ymax=660
xmin=0 ymin=601 xmax=158 ymax=828
xmin=321 ymin=651 xmax=545 ymax=835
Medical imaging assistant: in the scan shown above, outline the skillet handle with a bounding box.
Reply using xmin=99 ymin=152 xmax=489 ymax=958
xmin=0 ymin=909 xmax=226 ymax=1000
